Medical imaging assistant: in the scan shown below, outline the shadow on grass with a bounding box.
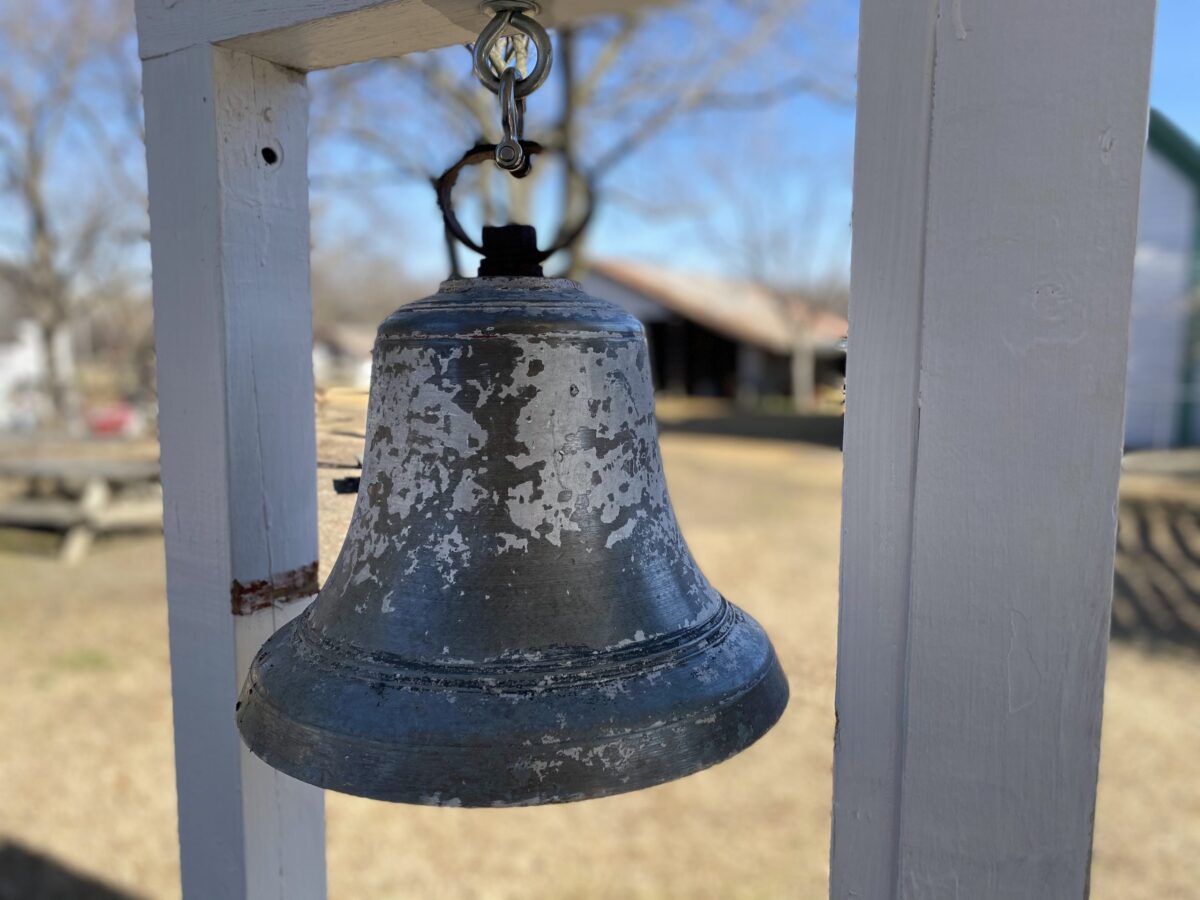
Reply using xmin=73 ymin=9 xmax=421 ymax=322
xmin=659 ymin=413 xmax=844 ymax=448
xmin=0 ymin=526 xmax=62 ymax=559
xmin=0 ymin=840 xmax=141 ymax=900
xmin=1112 ymin=494 xmax=1200 ymax=653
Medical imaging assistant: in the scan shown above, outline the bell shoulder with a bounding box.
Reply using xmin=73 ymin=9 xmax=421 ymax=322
xmin=376 ymin=276 xmax=644 ymax=343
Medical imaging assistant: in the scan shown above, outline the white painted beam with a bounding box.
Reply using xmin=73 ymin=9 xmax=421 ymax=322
xmin=143 ymin=43 xmax=325 ymax=900
xmin=829 ymin=2 xmax=936 ymax=897
xmin=832 ymin=1 xmax=1157 ymax=897
xmin=136 ymin=0 xmax=651 ymax=70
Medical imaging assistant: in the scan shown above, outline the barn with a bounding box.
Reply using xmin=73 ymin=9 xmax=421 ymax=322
xmin=583 ymin=260 xmax=847 ymax=408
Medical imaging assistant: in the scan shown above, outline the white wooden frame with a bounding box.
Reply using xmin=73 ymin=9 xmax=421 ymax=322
xmin=136 ymin=1 xmax=1158 ymax=897
xmin=833 ymin=2 xmax=1157 ymax=897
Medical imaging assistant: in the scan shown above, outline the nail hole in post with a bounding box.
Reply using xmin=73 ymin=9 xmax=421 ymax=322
xmin=261 ymin=145 xmax=280 ymax=165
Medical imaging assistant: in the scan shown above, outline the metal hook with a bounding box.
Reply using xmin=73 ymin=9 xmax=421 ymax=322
xmin=495 ymin=68 xmax=527 ymax=172
xmin=470 ymin=0 xmax=552 ymax=172
xmin=472 ymin=2 xmax=552 ymax=99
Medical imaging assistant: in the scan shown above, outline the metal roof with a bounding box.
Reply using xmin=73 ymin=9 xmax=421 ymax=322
xmin=1149 ymin=109 xmax=1200 ymax=188
xmin=586 ymin=259 xmax=847 ymax=355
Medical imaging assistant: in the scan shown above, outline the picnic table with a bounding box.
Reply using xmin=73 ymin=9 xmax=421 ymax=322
xmin=0 ymin=457 xmax=162 ymax=564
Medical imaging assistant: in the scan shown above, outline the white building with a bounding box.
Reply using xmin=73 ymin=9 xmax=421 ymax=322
xmin=1125 ymin=109 xmax=1200 ymax=448
xmin=0 ymin=319 xmax=49 ymax=432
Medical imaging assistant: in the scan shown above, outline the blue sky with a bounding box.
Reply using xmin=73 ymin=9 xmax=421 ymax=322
xmin=2 ymin=0 xmax=1196 ymax=294
xmin=1149 ymin=0 xmax=1200 ymax=138
xmin=309 ymin=0 xmax=861 ymax=286
xmin=592 ymin=0 xmax=1200 ymax=285
xmin=312 ymin=0 xmax=1199 ymax=288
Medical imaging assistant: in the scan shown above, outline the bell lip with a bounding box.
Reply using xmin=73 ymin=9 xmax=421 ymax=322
xmin=236 ymin=605 xmax=789 ymax=807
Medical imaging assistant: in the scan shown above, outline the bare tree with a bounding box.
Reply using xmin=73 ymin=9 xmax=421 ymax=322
xmin=309 ymin=0 xmax=854 ymax=278
xmin=0 ymin=0 xmax=147 ymax=428
xmin=686 ymin=127 xmax=851 ymax=410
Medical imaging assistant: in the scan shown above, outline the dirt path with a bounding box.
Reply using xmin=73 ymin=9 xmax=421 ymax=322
xmin=0 ymin=422 xmax=1197 ymax=898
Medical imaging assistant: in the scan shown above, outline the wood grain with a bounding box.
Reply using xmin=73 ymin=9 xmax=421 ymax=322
xmin=136 ymin=0 xmax=653 ymax=71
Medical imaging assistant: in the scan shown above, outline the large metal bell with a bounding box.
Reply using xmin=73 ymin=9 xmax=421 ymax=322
xmin=237 ymin=244 xmax=788 ymax=806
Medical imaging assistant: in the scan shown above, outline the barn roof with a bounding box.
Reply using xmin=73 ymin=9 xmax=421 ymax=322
xmin=586 ymin=259 xmax=847 ymax=356
xmin=1149 ymin=109 xmax=1200 ymax=188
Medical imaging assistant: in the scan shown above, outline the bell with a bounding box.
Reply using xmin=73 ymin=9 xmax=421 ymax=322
xmin=237 ymin=227 xmax=788 ymax=806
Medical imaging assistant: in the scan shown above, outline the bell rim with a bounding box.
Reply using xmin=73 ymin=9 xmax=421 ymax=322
xmin=289 ymin=599 xmax=737 ymax=692
xmin=236 ymin=605 xmax=789 ymax=807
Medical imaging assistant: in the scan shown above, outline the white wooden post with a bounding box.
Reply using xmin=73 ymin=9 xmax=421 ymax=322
xmin=143 ymin=44 xmax=325 ymax=899
xmin=833 ymin=1 xmax=1157 ymax=898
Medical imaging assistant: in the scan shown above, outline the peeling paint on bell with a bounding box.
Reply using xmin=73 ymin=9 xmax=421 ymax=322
xmin=236 ymin=275 xmax=789 ymax=806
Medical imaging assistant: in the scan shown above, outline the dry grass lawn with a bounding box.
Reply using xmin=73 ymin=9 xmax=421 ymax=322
xmin=0 ymin=400 xmax=1198 ymax=898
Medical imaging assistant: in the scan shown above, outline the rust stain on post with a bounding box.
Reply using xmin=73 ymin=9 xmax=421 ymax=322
xmin=231 ymin=562 xmax=319 ymax=615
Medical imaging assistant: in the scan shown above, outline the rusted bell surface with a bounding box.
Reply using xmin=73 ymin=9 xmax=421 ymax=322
xmin=237 ymin=272 xmax=788 ymax=806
